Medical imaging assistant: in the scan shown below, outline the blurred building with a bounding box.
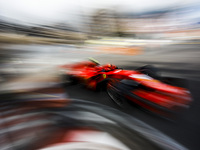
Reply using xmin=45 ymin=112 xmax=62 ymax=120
xmin=89 ymin=4 xmax=200 ymax=39
xmin=90 ymin=9 xmax=118 ymax=36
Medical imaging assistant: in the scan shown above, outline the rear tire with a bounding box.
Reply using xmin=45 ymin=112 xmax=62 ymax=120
xmin=161 ymin=77 xmax=189 ymax=88
xmin=136 ymin=65 xmax=160 ymax=80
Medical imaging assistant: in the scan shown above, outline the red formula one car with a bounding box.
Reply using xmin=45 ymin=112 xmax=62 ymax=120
xmin=60 ymin=58 xmax=192 ymax=118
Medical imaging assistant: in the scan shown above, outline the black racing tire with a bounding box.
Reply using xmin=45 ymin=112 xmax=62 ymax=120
xmin=61 ymin=74 xmax=76 ymax=86
xmin=107 ymin=83 xmax=127 ymax=108
xmin=136 ymin=65 xmax=160 ymax=80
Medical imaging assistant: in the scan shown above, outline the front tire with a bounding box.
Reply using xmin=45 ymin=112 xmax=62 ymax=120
xmin=61 ymin=74 xmax=76 ymax=86
xmin=107 ymin=83 xmax=126 ymax=108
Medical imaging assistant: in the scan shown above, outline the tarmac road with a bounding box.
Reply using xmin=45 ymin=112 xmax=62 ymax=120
xmin=1 ymin=42 xmax=200 ymax=150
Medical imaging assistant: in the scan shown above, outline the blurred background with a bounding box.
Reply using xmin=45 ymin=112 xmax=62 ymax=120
xmin=0 ymin=0 xmax=200 ymax=150
xmin=0 ymin=0 xmax=200 ymax=80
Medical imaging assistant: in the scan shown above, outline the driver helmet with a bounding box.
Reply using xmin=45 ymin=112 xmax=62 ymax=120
xmin=104 ymin=64 xmax=117 ymax=70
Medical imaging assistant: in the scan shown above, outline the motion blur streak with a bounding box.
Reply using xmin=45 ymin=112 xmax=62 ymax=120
xmin=0 ymin=0 xmax=200 ymax=150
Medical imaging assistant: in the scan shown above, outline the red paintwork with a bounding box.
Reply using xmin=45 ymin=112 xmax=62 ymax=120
xmin=132 ymin=89 xmax=191 ymax=110
xmin=126 ymin=95 xmax=173 ymax=118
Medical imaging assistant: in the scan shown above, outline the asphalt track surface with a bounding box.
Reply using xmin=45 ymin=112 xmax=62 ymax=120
xmin=1 ymin=42 xmax=200 ymax=150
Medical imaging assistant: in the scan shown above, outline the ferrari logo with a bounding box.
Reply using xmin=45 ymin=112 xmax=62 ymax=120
xmin=103 ymin=74 xmax=106 ymax=79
